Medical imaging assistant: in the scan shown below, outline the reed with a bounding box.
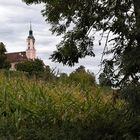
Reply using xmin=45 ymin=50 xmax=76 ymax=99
xmin=0 ymin=70 xmax=138 ymax=140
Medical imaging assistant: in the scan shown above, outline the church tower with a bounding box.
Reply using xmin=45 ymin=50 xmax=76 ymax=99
xmin=26 ymin=22 xmax=36 ymax=60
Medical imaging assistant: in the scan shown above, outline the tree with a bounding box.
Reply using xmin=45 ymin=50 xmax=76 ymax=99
xmin=22 ymin=0 xmax=140 ymax=86
xmin=0 ymin=42 xmax=10 ymax=69
xmin=69 ymin=65 xmax=96 ymax=87
xmin=99 ymin=73 xmax=112 ymax=87
xmin=16 ymin=59 xmax=45 ymax=74
xmin=99 ymin=61 xmax=114 ymax=86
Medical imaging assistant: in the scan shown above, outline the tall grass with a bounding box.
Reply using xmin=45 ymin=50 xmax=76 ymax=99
xmin=0 ymin=70 xmax=139 ymax=139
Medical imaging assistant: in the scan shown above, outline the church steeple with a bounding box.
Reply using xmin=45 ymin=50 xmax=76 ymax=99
xmin=26 ymin=22 xmax=36 ymax=60
xmin=29 ymin=21 xmax=33 ymax=36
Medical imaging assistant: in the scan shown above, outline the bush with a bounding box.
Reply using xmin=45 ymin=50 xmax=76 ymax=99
xmin=16 ymin=58 xmax=45 ymax=74
xmin=121 ymin=82 xmax=140 ymax=112
xmin=69 ymin=66 xmax=96 ymax=89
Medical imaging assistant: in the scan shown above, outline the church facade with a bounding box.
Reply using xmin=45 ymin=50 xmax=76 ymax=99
xmin=6 ymin=24 xmax=36 ymax=70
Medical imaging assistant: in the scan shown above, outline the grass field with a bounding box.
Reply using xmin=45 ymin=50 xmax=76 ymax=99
xmin=0 ymin=70 xmax=139 ymax=140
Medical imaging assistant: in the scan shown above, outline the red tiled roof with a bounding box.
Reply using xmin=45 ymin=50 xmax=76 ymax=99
xmin=6 ymin=51 xmax=27 ymax=63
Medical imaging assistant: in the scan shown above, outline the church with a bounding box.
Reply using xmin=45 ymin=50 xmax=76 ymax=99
xmin=6 ymin=24 xmax=36 ymax=70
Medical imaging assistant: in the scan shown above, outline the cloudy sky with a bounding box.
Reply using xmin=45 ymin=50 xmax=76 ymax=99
xmin=0 ymin=0 xmax=106 ymax=77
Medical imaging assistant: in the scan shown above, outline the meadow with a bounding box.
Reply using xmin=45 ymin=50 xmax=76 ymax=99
xmin=0 ymin=70 xmax=139 ymax=140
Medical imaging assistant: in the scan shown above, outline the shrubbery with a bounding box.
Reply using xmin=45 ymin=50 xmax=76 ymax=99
xmin=16 ymin=58 xmax=45 ymax=74
xmin=69 ymin=66 xmax=96 ymax=87
xmin=121 ymin=82 xmax=140 ymax=112
xmin=16 ymin=64 xmax=96 ymax=88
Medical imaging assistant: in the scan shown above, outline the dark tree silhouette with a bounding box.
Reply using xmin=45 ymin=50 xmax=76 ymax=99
xmin=22 ymin=0 xmax=140 ymax=86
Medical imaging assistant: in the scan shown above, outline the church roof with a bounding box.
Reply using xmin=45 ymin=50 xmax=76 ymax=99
xmin=6 ymin=51 xmax=27 ymax=63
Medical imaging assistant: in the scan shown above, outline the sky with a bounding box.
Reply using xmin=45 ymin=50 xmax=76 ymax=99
xmin=0 ymin=0 xmax=106 ymax=78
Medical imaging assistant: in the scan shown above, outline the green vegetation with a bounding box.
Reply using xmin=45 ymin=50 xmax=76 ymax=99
xmin=99 ymin=73 xmax=112 ymax=87
xmin=0 ymin=70 xmax=140 ymax=139
xmin=1 ymin=0 xmax=139 ymax=138
xmin=69 ymin=66 xmax=96 ymax=89
xmin=0 ymin=42 xmax=10 ymax=69
xmin=22 ymin=0 xmax=140 ymax=86
xmin=16 ymin=59 xmax=45 ymax=74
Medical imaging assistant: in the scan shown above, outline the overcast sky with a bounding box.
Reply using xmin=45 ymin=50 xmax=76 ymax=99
xmin=0 ymin=0 xmax=106 ymax=77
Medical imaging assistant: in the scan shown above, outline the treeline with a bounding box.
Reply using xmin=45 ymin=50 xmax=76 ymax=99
xmin=13 ymin=60 xmax=97 ymax=89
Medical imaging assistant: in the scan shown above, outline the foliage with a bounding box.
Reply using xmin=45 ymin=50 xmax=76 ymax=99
xmin=58 ymin=72 xmax=68 ymax=82
xmin=34 ymin=65 xmax=57 ymax=81
xmin=0 ymin=42 xmax=10 ymax=69
xmin=121 ymin=82 xmax=140 ymax=112
xmin=16 ymin=62 xmax=57 ymax=82
xmin=69 ymin=65 xmax=96 ymax=89
xmin=99 ymin=73 xmax=112 ymax=87
xmin=16 ymin=58 xmax=45 ymax=74
xmin=22 ymin=0 xmax=140 ymax=86
xmin=0 ymin=70 xmax=140 ymax=139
